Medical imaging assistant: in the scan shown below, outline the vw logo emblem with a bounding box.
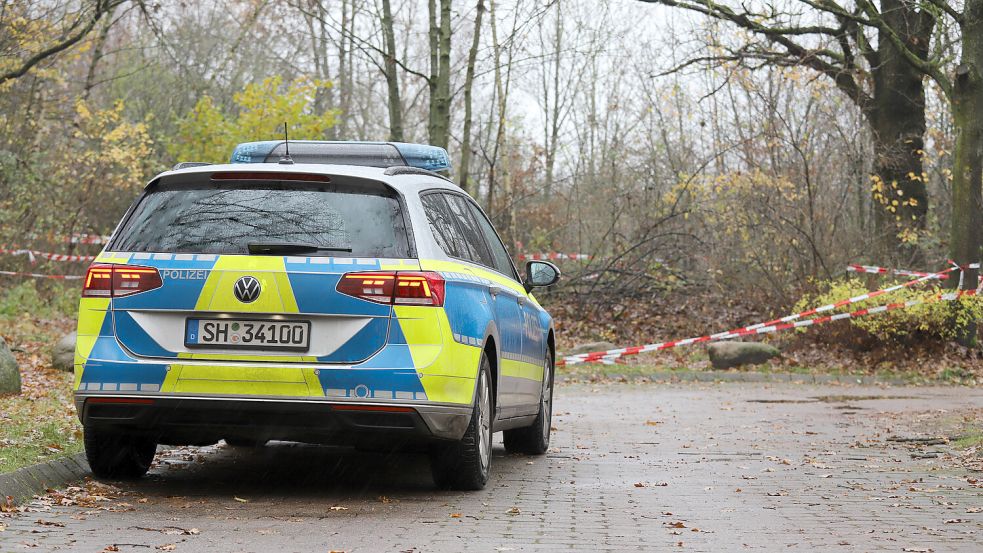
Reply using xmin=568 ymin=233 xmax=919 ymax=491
xmin=233 ymin=276 xmax=261 ymax=303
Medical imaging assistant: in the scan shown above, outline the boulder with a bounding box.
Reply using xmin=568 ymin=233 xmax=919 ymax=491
xmin=0 ymin=336 xmax=21 ymax=394
xmin=52 ymin=331 xmax=76 ymax=372
xmin=564 ymin=341 xmax=618 ymax=356
xmin=707 ymin=341 xmax=780 ymax=370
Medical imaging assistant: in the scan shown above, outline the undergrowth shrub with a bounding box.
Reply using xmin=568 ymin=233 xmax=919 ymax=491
xmin=0 ymin=281 xmax=79 ymax=319
xmin=794 ymin=278 xmax=983 ymax=347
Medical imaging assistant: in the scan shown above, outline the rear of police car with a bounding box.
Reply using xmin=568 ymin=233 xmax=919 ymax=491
xmin=73 ymin=143 xmax=476 ymax=480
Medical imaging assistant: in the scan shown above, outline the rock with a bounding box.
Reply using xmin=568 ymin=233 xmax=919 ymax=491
xmin=51 ymin=331 xmax=77 ymax=372
xmin=707 ymin=341 xmax=780 ymax=370
xmin=564 ymin=341 xmax=618 ymax=356
xmin=0 ymin=336 xmax=21 ymax=394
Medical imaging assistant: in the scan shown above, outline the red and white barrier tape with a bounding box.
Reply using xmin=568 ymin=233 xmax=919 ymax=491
xmin=0 ymin=248 xmax=96 ymax=263
xmin=70 ymin=233 xmax=110 ymax=245
xmin=560 ymin=264 xmax=971 ymax=366
xmin=0 ymin=270 xmax=83 ymax=280
xmin=847 ymin=264 xmax=948 ymax=279
xmin=517 ymin=253 xmax=591 ymax=261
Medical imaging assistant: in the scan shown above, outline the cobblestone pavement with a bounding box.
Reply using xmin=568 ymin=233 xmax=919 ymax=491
xmin=2 ymin=382 xmax=982 ymax=552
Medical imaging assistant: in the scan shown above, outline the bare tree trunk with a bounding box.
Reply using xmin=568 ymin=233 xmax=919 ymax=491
xmin=303 ymin=0 xmax=333 ymax=135
xmin=335 ymin=0 xmax=354 ymax=139
xmin=486 ymin=0 xmax=504 ymax=208
xmin=427 ymin=0 xmax=439 ymax=144
xmin=543 ymin=2 xmax=562 ymax=197
xmin=869 ymin=0 xmax=934 ymax=265
xmin=427 ymin=0 xmax=452 ymax=149
xmin=950 ymin=0 xmax=983 ymax=345
xmin=381 ymin=0 xmax=404 ymax=142
xmin=459 ymin=0 xmax=485 ymax=193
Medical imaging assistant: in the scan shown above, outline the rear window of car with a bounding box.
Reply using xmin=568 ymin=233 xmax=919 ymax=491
xmin=110 ymin=180 xmax=411 ymax=257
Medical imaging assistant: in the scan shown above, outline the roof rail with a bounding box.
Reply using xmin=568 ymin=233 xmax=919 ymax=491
xmin=173 ymin=162 xmax=212 ymax=170
xmin=383 ymin=165 xmax=453 ymax=182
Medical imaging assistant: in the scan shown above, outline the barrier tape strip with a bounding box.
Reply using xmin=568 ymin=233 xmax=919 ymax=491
xmin=0 ymin=270 xmax=83 ymax=280
xmin=560 ymin=287 xmax=977 ymax=366
xmin=560 ymin=264 xmax=969 ymax=366
xmin=848 ymin=263 xmax=981 ymax=279
xmin=0 ymin=248 xmax=96 ymax=263
xmin=70 ymin=233 xmax=110 ymax=245
xmin=517 ymin=253 xmax=591 ymax=261
xmin=847 ymin=264 xmax=947 ymax=279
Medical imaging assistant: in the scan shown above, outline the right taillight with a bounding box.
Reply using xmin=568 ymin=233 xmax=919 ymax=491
xmin=337 ymin=271 xmax=445 ymax=306
xmin=82 ymin=263 xmax=162 ymax=298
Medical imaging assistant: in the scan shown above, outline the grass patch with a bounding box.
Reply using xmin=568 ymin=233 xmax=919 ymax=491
xmin=0 ymin=282 xmax=80 ymax=474
xmin=951 ymin=428 xmax=983 ymax=450
xmin=0 ymin=369 xmax=82 ymax=474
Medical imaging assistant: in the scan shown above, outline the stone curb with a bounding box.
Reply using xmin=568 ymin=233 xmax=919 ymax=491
xmin=556 ymin=369 xmax=916 ymax=386
xmin=0 ymin=453 xmax=90 ymax=506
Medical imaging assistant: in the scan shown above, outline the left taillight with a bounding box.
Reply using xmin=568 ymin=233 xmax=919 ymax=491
xmin=82 ymin=263 xmax=162 ymax=298
xmin=336 ymin=271 xmax=445 ymax=307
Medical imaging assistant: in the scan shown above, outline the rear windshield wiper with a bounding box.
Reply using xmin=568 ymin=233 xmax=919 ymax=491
xmin=247 ymin=242 xmax=353 ymax=255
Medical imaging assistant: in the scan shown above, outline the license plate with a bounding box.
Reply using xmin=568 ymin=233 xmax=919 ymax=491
xmin=185 ymin=319 xmax=311 ymax=351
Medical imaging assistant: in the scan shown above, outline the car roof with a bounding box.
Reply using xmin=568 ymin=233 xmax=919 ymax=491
xmin=149 ymin=162 xmax=460 ymax=195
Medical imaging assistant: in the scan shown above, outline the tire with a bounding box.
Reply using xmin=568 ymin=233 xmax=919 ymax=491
xmin=224 ymin=437 xmax=269 ymax=448
xmin=430 ymin=354 xmax=493 ymax=490
xmin=84 ymin=426 xmax=157 ymax=480
xmin=503 ymin=348 xmax=554 ymax=455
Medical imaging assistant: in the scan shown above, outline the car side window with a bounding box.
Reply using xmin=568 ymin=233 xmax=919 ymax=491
xmin=465 ymin=200 xmax=517 ymax=279
xmin=441 ymin=193 xmax=496 ymax=268
xmin=421 ymin=193 xmax=467 ymax=259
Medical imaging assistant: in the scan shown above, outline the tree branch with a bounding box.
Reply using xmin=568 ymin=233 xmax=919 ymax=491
xmin=0 ymin=0 xmax=128 ymax=87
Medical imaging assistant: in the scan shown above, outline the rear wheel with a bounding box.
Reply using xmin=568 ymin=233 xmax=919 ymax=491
xmin=430 ymin=354 xmax=493 ymax=490
xmin=84 ymin=427 xmax=157 ymax=480
xmin=503 ymin=349 xmax=553 ymax=455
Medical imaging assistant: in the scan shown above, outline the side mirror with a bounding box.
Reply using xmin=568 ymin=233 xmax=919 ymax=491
xmin=524 ymin=260 xmax=560 ymax=293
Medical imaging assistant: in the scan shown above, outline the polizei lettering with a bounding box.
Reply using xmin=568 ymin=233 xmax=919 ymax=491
xmin=159 ymin=269 xmax=208 ymax=280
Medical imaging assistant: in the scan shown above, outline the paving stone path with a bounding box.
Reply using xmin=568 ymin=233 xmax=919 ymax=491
xmin=2 ymin=381 xmax=981 ymax=552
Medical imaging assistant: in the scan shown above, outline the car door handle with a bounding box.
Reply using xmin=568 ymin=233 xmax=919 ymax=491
xmin=488 ymin=285 xmax=505 ymax=297
xmin=517 ymin=296 xmax=527 ymax=306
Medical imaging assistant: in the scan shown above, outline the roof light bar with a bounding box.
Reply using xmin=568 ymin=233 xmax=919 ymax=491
xmin=229 ymin=141 xmax=451 ymax=173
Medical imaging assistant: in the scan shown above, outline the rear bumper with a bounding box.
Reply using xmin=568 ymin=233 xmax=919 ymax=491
xmin=75 ymin=393 xmax=472 ymax=446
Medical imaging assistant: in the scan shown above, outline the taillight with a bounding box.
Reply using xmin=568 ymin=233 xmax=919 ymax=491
xmin=82 ymin=264 xmax=162 ymax=298
xmin=336 ymin=271 xmax=445 ymax=306
xmin=83 ymin=264 xmax=113 ymax=297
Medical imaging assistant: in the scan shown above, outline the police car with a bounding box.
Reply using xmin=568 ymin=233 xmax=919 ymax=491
xmin=73 ymin=141 xmax=559 ymax=490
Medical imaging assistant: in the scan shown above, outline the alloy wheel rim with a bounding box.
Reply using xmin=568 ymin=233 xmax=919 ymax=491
xmin=478 ymin=371 xmax=491 ymax=472
xmin=542 ymin=357 xmax=553 ymax=439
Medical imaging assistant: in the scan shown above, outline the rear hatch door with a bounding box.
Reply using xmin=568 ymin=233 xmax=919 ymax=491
xmin=106 ymin=169 xmax=415 ymax=364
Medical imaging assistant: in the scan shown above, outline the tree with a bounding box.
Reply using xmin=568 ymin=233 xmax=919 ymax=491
xmin=0 ymin=0 xmax=129 ymax=87
xmin=853 ymin=0 xmax=982 ymax=341
xmin=637 ymin=0 xmax=934 ymax=264
xmin=459 ymin=0 xmax=485 ymax=194
xmin=427 ymin=0 xmax=453 ymax=150
xmin=380 ymin=0 xmax=404 ymax=141
xmin=169 ymin=76 xmax=337 ymax=163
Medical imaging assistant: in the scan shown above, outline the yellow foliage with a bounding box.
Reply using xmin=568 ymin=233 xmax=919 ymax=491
xmin=795 ymin=278 xmax=983 ymax=344
xmin=169 ymin=76 xmax=338 ymax=163
xmin=56 ymin=99 xmax=154 ymax=191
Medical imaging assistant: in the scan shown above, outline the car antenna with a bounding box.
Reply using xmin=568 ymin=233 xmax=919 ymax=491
xmin=278 ymin=121 xmax=294 ymax=165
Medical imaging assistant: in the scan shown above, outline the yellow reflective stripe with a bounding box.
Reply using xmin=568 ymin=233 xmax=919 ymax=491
xmin=95 ymin=252 xmax=131 ymax=263
xmin=419 ymin=258 xmax=526 ymax=295
xmin=194 ymin=255 xmax=299 ymax=313
xmin=74 ymin=297 xmax=110 ymax=390
xmin=419 ymin=374 xmax=475 ymax=405
xmin=169 ymin=364 xmax=314 ymax=396
xmin=501 ymin=358 xmax=544 ymax=382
